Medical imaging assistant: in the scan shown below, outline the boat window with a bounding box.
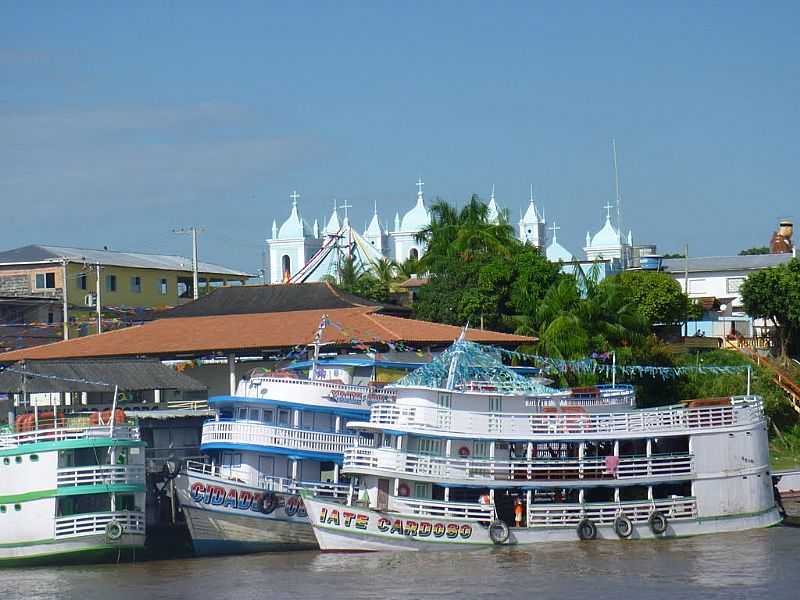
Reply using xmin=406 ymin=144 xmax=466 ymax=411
xmin=417 ymin=438 xmax=444 ymax=456
xmin=414 ymin=483 xmax=432 ymax=499
xmin=652 ymin=481 xmax=692 ymax=499
xmin=0 ymin=506 xmax=5 ymax=513
xmin=651 ymin=436 xmax=689 ymax=455
xmin=237 ymin=407 xmax=247 ymax=421
xmin=115 ymin=494 xmax=136 ymax=511
xmin=248 ymin=408 xmax=260 ymax=422
xmin=3 ymin=457 xmax=9 ymax=465
xmin=472 ymin=441 xmax=491 ymax=458
xmin=583 ymin=487 xmax=614 ymax=503
xmin=436 ymin=392 xmax=451 ymax=409
xmin=619 ymin=485 xmax=649 ymax=501
xmin=57 ymin=493 xmax=111 ymax=516
xmin=14 ymin=504 xmax=21 ymax=512
xmin=29 ymin=454 xmax=39 ymax=462
xmin=584 ymin=441 xmax=614 ymax=458
xmin=382 ymin=434 xmax=394 ymax=448
xmin=278 ymin=409 xmax=291 ymax=426
xmin=15 ymin=456 xmax=22 ymax=464
xmin=261 ymin=409 xmax=274 ymax=424
xmin=618 ymin=438 xmax=647 ymax=457
xmin=489 ymin=396 xmax=503 ymax=412
xmin=222 ymin=453 xmax=242 ymax=468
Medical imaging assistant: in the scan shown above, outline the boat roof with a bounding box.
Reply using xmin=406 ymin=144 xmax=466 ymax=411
xmin=390 ymin=339 xmax=559 ymax=395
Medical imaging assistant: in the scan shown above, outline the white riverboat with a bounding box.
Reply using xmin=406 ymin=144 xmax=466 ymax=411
xmin=174 ymin=343 xmax=420 ymax=556
xmin=0 ymin=412 xmax=146 ymax=566
xmin=303 ymin=339 xmax=782 ymax=551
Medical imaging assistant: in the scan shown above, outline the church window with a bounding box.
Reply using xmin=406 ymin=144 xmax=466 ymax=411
xmin=409 ymin=248 xmax=419 ymax=260
xmin=281 ymin=255 xmax=291 ymax=275
xmin=527 ymin=229 xmax=531 ymax=234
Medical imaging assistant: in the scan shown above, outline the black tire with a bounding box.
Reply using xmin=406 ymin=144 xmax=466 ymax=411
xmin=614 ymin=514 xmax=633 ymax=538
xmin=488 ymin=520 xmax=510 ymax=544
xmin=576 ymin=518 xmax=597 ymax=540
xmin=649 ymin=511 xmax=668 ymax=535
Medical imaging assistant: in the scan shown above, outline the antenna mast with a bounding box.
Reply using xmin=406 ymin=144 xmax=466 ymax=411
xmin=612 ymin=138 xmax=622 ymax=238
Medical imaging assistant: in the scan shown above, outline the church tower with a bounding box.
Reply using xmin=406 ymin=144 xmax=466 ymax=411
xmin=364 ymin=201 xmax=387 ymax=253
xmin=519 ymin=185 xmax=545 ymax=248
xmin=390 ymin=178 xmax=431 ymax=262
xmin=266 ymin=191 xmax=321 ymax=284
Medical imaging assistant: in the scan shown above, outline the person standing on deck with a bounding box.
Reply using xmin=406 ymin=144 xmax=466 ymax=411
xmin=514 ymin=498 xmax=524 ymax=528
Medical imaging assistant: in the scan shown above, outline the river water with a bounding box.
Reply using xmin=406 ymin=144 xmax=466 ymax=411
xmin=3 ymin=527 xmax=799 ymax=600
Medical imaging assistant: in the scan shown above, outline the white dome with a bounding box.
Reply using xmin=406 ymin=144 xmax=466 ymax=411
xmin=589 ymin=216 xmax=620 ymax=248
xmin=546 ymin=238 xmax=574 ymax=262
xmin=400 ymin=193 xmax=430 ymax=232
xmin=278 ymin=201 xmax=314 ymax=239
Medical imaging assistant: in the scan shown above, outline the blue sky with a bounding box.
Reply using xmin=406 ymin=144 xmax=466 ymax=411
xmin=1 ymin=1 xmax=798 ymax=273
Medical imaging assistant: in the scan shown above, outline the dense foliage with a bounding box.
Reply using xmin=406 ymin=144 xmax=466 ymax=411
xmin=740 ymin=258 xmax=800 ymax=361
xmin=739 ymin=246 xmax=770 ymax=255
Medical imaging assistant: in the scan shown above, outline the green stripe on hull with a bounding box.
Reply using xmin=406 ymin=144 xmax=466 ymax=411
xmin=0 ymin=545 xmax=142 ymax=568
xmin=0 ymin=483 xmax=145 ymax=504
xmin=0 ymin=438 xmax=144 ymax=458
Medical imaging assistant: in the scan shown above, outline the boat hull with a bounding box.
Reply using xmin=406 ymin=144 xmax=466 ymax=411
xmin=175 ymin=472 xmax=317 ymax=555
xmin=303 ymin=496 xmax=783 ymax=552
xmin=0 ymin=533 xmax=145 ymax=567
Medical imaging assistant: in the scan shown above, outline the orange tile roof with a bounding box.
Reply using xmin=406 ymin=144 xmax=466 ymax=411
xmin=0 ymin=307 xmax=532 ymax=361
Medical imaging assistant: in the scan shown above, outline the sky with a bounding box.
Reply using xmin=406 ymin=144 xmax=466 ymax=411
xmin=1 ymin=1 xmax=798 ymax=274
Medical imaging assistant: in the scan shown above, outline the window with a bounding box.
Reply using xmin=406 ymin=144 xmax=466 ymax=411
xmin=159 ymin=278 xmax=168 ymax=295
xmin=261 ymin=409 xmax=274 ymax=424
xmin=130 ymin=276 xmax=142 ymax=293
xmin=409 ymin=248 xmax=419 ymax=260
xmin=106 ymin=274 xmax=117 ymax=292
xmin=222 ymin=453 xmax=241 ymax=468
xmin=281 ymin=255 xmax=291 ymax=278
xmin=687 ymin=278 xmax=706 ymax=295
xmin=278 ymin=409 xmax=291 ymax=426
xmin=248 ymin=408 xmax=260 ymax=422
xmin=77 ymin=273 xmax=87 ymax=290
xmin=489 ymin=397 xmax=503 ymax=412
xmin=436 ymin=392 xmax=451 ymax=409
xmin=47 ymin=312 xmax=54 ymax=324
xmin=417 ymin=438 xmax=444 ymax=456
xmin=726 ymin=277 xmax=746 ymax=294
xmin=30 ymin=454 xmax=39 ymax=462
xmin=237 ymin=407 xmax=247 ymax=421
xmin=35 ymin=272 xmax=56 ymax=289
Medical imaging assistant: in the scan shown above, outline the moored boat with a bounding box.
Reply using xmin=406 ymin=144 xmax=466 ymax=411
xmin=0 ymin=410 xmax=146 ymax=566
xmin=303 ymin=339 xmax=782 ymax=552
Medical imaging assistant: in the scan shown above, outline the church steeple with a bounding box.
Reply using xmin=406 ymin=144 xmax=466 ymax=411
xmin=518 ymin=185 xmax=545 ymax=248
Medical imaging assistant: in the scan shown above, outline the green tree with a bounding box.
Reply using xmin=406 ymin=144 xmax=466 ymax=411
xmin=604 ymin=270 xmax=698 ymax=325
xmin=739 ymin=246 xmax=770 ymax=256
xmin=741 ymin=258 xmax=800 ymax=362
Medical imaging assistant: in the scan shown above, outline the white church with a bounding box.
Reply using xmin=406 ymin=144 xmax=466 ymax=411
xmin=266 ymin=180 xmax=636 ymax=284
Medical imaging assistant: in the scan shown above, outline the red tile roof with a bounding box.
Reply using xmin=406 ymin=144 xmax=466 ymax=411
xmin=0 ymin=307 xmax=532 ymax=361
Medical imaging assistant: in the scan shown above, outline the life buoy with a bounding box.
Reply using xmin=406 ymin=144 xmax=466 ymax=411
xmin=478 ymin=494 xmax=492 ymax=506
xmin=614 ymin=514 xmax=633 ymax=538
xmin=488 ymin=520 xmax=510 ymax=544
xmin=105 ymin=520 xmax=124 ymax=541
xmin=397 ymin=483 xmax=411 ymax=497
xmin=648 ymin=511 xmax=668 ymax=535
xmin=576 ymin=518 xmax=597 ymax=540
xmin=458 ymin=446 xmax=470 ymax=458
xmin=262 ymin=493 xmax=278 ymax=514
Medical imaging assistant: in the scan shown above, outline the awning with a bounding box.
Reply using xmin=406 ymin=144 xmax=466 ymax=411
xmin=0 ymin=358 xmax=207 ymax=393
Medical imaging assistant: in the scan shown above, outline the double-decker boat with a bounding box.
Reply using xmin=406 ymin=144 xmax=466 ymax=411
xmin=302 ymin=339 xmax=782 ymax=551
xmin=174 ymin=321 xmax=425 ymax=555
xmin=0 ymin=409 xmax=146 ymax=566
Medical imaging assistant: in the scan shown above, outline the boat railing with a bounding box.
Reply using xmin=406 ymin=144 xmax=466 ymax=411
xmin=56 ymin=464 xmax=146 ymax=487
xmin=201 ymin=420 xmax=356 ymax=454
xmin=166 ymin=399 xmax=211 ymax=411
xmin=0 ymin=424 xmax=139 ymax=450
xmin=343 ymin=447 xmax=694 ymax=482
xmin=389 ymin=496 xmax=495 ymax=521
xmin=184 ymin=460 xmax=355 ymax=499
xmin=239 ymin=376 xmax=397 ymax=407
xmin=54 ymin=510 xmax=145 ymax=539
xmin=526 ymin=496 xmax=697 ymax=527
xmin=366 ymin=396 xmax=763 ymax=436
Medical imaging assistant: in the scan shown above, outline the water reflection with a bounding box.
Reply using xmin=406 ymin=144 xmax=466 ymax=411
xmin=1 ymin=527 xmax=799 ymax=600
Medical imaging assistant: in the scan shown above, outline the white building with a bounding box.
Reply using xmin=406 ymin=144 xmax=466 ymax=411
xmin=389 ymin=179 xmax=431 ymax=262
xmin=266 ymin=192 xmax=322 ymax=284
xmin=583 ymin=202 xmax=633 ymax=268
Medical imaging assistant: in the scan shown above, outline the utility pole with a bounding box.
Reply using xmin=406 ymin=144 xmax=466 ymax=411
xmin=95 ymin=263 xmax=103 ymax=334
xmin=61 ymin=258 xmax=69 ymax=340
xmin=684 ymin=244 xmax=690 ymax=338
xmin=173 ymin=226 xmax=205 ymax=300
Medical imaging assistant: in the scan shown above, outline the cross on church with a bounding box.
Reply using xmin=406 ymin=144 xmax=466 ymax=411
xmin=416 ymin=178 xmax=425 ymax=195
xmin=290 ymin=190 xmax=300 ymax=205
xmin=549 ymin=222 xmax=560 ymax=237
xmin=339 ymin=200 xmax=352 ymax=219
xmin=603 ymin=201 xmax=613 ymax=219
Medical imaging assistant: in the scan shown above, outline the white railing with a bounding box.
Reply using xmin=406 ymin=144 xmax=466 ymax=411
xmin=526 ymin=497 xmax=697 ymax=527
xmin=389 ymin=496 xmax=495 ymax=521
xmin=184 ymin=460 xmax=355 ymax=499
xmin=54 ymin=510 xmax=145 ymax=539
xmin=56 ymin=465 xmax=145 ymax=487
xmin=238 ymin=376 xmax=396 ymax=407
xmin=367 ymin=396 xmax=763 ymax=437
xmin=0 ymin=425 xmax=139 ymax=450
xmin=202 ymin=420 xmax=356 ymax=454
xmin=344 ymin=447 xmax=693 ymax=482
xmin=166 ymin=399 xmax=210 ymax=410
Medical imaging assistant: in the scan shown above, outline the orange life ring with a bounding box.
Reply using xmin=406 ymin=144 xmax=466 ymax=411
xmin=479 ymin=494 xmax=491 ymax=505
xmin=458 ymin=446 xmax=470 ymax=458
xmin=397 ymin=483 xmax=411 ymax=497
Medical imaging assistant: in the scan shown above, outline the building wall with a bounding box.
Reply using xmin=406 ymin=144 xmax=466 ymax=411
xmin=669 ymin=269 xmax=751 ymax=309
xmin=0 ymin=263 xmax=244 ymax=311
